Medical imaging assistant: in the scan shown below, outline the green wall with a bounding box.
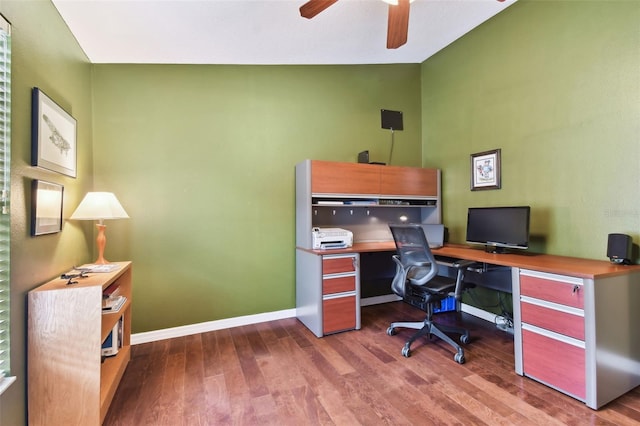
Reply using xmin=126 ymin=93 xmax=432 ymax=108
xmin=91 ymin=64 xmax=422 ymax=332
xmin=1 ymin=0 xmax=93 ymax=424
xmin=3 ymin=0 xmax=640 ymax=423
xmin=422 ymin=0 xmax=640 ymax=260
xmin=3 ymin=2 xmax=422 ymax=420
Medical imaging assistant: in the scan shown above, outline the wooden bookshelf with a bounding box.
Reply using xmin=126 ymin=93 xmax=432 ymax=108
xmin=28 ymin=261 xmax=132 ymax=425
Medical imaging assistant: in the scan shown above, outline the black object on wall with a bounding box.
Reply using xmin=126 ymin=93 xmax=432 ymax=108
xmin=607 ymin=233 xmax=632 ymax=264
xmin=381 ymin=109 xmax=403 ymax=130
xmin=381 ymin=109 xmax=403 ymax=165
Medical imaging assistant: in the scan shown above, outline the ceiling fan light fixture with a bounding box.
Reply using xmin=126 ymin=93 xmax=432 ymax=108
xmin=301 ymin=0 xmax=509 ymax=50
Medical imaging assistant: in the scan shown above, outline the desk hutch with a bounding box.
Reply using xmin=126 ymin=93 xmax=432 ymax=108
xmin=295 ymin=159 xmax=441 ymax=337
xmin=295 ymin=160 xmax=640 ymax=410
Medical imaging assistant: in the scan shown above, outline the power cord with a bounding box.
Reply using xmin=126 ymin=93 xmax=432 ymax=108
xmin=467 ymin=288 xmax=514 ymax=333
xmin=494 ymin=314 xmax=514 ymax=334
xmin=495 ymin=291 xmax=514 ymax=334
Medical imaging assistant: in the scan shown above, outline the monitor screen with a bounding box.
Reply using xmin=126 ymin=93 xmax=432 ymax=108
xmin=466 ymin=206 xmax=531 ymax=252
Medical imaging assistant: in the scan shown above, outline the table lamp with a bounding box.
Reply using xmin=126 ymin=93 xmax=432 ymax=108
xmin=70 ymin=192 xmax=129 ymax=265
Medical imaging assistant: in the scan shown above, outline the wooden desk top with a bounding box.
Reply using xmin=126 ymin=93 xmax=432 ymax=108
xmin=298 ymin=243 xmax=640 ymax=279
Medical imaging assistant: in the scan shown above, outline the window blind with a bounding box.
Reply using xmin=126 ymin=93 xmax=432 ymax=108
xmin=0 ymin=14 xmax=11 ymax=383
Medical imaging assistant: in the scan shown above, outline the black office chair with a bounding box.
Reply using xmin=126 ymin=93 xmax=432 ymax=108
xmin=387 ymin=223 xmax=473 ymax=363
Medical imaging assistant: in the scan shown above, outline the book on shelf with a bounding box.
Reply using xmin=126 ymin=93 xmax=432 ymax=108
xmin=103 ymin=284 xmax=120 ymax=299
xmin=102 ymin=295 xmax=126 ymax=313
xmin=102 ymin=284 xmax=120 ymax=299
xmin=102 ymin=316 xmax=123 ymax=357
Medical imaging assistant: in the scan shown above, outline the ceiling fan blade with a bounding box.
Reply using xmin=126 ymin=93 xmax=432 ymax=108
xmin=387 ymin=0 xmax=410 ymax=49
xmin=300 ymin=0 xmax=339 ymax=19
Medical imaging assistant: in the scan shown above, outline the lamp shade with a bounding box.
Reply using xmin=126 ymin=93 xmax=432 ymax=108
xmin=70 ymin=192 xmax=129 ymax=221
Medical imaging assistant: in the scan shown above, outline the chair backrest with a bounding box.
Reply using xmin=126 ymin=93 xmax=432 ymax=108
xmin=389 ymin=224 xmax=440 ymax=295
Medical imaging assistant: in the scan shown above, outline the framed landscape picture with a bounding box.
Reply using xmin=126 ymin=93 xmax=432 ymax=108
xmin=31 ymin=180 xmax=64 ymax=236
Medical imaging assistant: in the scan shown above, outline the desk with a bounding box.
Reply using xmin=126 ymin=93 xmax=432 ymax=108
xmin=295 ymin=242 xmax=640 ymax=410
xmin=295 ymin=161 xmax=640 ymax=409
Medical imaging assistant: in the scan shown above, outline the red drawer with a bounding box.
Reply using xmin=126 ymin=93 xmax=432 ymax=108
xmin=323 ymin=257 xmax=355 ymax=275
xmin=323 ymin=296 xmax=356 ymax=334
xmin=522 ymin=329 xmax=585 ymax=400
xmin=521 ymin=301 xmax=584 ymax=340
xmin=323 ymin=275 xmax=355 ymax=295
xmin=520 ymin=274 xmax=584 ymax=309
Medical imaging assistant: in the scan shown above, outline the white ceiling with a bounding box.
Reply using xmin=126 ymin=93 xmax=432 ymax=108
xmin=52 ymin=0 xmax=516 ymax=65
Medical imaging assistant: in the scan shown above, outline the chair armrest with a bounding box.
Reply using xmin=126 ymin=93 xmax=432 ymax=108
xmin=451 ymin=259 xmax=476 ymax=299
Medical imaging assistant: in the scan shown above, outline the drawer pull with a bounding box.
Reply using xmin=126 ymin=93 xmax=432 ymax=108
xmin=573 ymin=285 xmax=580 ymax=294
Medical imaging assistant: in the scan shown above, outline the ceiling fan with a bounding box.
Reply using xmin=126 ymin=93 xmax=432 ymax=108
xmin=299 ymin=0 xmax=507 ymax=50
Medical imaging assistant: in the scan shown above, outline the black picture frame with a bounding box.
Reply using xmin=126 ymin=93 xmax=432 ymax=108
xmin=31 ymin=87 xmax=77 ymax=178
xmin=31 ymin=180 xmax=64 ymax=236
xmin=470 ymin=148 xmax=501 ymax=191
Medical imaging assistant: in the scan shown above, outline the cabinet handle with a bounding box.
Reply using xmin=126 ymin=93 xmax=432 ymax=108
xmin=352 ymin=257 xmax=357 ymax=269
xmin=572 ymin=285 xmax=580 ymax=294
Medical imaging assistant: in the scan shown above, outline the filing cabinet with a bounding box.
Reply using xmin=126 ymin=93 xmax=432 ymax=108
xmin=518 ymin=270 xmax=586 ymax=400
xmin=322 ymin=255 xmax=358 ymax=334
xmin=296 ymin=250 xmax=361 ymax=338
xmin=513 ymin=266 xmax=640 ymax=409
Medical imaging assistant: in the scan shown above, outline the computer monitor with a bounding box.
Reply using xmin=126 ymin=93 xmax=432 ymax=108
xmin=466 ymin=206 xmax=531 ymax=253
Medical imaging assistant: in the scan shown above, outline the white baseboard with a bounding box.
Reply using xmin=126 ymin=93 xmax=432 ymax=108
xmin=460 ymin=303 xmax=497 ymax=324
xmin=361 ymin=294 xmax=401 ymax=306
xmin=363 ymin=297 xmax=498 ymax=325
xmin=131 ymin=302 xmax=497 ymax=345
xmin=133 ymin=297 xmax=402 ymax=345
xmin=131 ymin=308 xmax=297 ymax=345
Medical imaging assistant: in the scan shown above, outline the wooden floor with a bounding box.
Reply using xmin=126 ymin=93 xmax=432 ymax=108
xmin=104 ymin=302 xmax=640 ymax=425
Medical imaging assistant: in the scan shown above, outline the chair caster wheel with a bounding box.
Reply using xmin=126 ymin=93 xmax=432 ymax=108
xmin=387 ymin=327 xmax=397 ymax=336
xmin=460 ymin=334 xmax=470 ymax=344
xmin=401 ymin=345 xmax=411 ymax=358
xmin=454 ymin=352 xmax=465 ymax=364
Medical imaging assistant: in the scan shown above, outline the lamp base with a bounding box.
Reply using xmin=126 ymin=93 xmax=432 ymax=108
xmin=95 ymin=224 xmax=109 ymax=264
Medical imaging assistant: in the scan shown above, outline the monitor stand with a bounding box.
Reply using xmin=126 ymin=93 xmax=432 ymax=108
xmin=485 ymin=245 xmax=508 ymax=254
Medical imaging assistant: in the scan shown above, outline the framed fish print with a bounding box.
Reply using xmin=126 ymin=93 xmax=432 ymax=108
xmin=31 ymin=87 xmax=77 ymax=178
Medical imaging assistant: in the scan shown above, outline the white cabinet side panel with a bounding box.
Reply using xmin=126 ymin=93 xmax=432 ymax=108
xmin=296 ymin=249 xmax=322 ymax=337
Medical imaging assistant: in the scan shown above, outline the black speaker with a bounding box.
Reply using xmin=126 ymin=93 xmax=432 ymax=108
xmin=607 ymin=233 xmax=632 ymax=264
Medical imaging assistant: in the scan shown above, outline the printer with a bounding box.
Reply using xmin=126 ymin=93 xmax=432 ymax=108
xmin=312 ymin=227 xmax=353 ymax=249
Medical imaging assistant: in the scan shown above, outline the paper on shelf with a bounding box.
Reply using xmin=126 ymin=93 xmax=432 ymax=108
xmin=76 ymin=263 xmax=121 ymax=273
xmin=102 ymin=295 xmax=126 ymax=312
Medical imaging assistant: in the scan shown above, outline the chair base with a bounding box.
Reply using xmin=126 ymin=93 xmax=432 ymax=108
xmin=387 ymin=318 xmax=469 ymax=364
